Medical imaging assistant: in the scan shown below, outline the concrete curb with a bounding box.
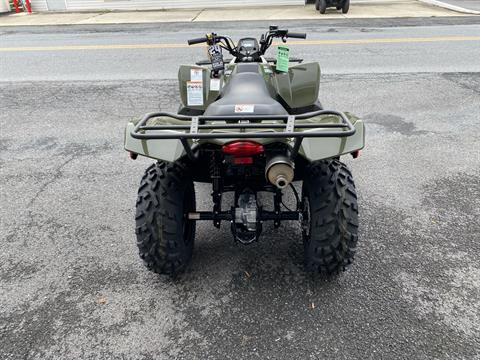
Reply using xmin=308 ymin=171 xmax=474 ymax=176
xmin=418 ymin=0 xmax=480 ymax=14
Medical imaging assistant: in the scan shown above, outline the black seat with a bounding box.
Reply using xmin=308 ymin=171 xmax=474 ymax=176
xmin=204 ymin=71 xmax=288 ymax=117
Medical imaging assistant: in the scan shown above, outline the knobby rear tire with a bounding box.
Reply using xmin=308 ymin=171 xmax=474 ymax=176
xmin=135 ymin=161 xmax=196 ymax=276
xmin=318 ymin=0 xmax=327 ymax=14
xmin=302 ymin=159 xmax=359 ymax=275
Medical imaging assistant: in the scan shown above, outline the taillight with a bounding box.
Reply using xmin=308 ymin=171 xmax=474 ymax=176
xmin=222 ymin=141 xmax=264 ymax=157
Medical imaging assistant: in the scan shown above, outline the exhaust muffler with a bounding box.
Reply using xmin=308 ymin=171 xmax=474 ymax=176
xmin=265 ymin=156 xmax=294 ymax=189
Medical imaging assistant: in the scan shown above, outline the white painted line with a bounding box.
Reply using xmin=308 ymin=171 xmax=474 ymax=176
xmin=418 ymin=0 xmax=480 ymax=15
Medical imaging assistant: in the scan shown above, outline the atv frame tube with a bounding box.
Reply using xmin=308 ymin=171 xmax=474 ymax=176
xmin=130 ymin=110 xmax=355 ymax=161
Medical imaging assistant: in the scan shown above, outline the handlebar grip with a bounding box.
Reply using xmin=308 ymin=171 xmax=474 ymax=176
xmin=188 ymin=37 xmax=208 ymax=45
xmin=287 ymin=32 xmax=307 ymax=39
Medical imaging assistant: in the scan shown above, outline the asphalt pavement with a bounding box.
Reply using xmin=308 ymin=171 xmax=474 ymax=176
xmin=451 ymin=0 xmax=480 ymax=10
xmin=1 ymin=18 xmax=479 ymax=359
xmin=2 ymin=18 xmax=480 ymax=81
xmin=425 ymin=0 xmax=480 ymax=12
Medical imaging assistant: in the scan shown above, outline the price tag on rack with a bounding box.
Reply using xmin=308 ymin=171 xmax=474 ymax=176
xmin=276 ymin=45 xmax=290 ymax=72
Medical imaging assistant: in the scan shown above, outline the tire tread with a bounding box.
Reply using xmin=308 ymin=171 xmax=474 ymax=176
xmin=135 ymin=161 xmax=195 ymax=276
xmin=303 ymin=159 xmax=359 ymax=275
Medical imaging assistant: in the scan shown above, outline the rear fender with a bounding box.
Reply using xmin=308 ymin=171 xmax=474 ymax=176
xmin=124 ymin=121 xmax=187 ymax=162
xmin=300 ymin=117 xmax=365 ymax=161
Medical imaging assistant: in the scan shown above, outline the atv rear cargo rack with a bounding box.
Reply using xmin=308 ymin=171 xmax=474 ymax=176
xmin=130 ymin=110 xmax=356 ymax=160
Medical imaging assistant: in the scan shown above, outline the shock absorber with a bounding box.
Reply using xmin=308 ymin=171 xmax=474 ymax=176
xmin=210 ymin=151 xmax=222 ymax=228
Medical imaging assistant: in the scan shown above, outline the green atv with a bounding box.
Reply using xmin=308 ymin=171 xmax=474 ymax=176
xmin=309 ymin=0 xmax=350 ymax=14
xmin=124 ymin=26 xmax=364 ymax=277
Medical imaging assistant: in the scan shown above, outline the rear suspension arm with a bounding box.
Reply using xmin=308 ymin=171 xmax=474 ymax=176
xmin=187 ymin=210 xmax=300 ymax=222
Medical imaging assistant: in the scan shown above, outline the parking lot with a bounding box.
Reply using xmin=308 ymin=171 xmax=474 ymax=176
xmin=1 ymin=20 xmax=479 ymax=359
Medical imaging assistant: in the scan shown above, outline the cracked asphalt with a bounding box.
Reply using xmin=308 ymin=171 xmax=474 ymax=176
xmin=1 ymin=19 xmax=479 ymax=360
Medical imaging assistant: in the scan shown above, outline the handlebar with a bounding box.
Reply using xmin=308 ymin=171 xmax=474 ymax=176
xmin=287 ymin=32 xmax=307 ymax=39
xmin=187 ymin=28 xmax=307 ymax=63
xmin=187 ymin=37 xmax=208 ymax=45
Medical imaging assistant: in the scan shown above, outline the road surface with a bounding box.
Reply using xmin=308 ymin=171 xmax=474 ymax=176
xmin=1 ymin=17 xmax=479 ymax=360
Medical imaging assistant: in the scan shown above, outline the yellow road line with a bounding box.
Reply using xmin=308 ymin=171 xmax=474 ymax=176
xmin=1 ymin=36 xmax=479 ymax=52
xmin=0 ymin=43 xmax=193 ymax=52
xmin=289 ymin=36 xmax=480 ymax=45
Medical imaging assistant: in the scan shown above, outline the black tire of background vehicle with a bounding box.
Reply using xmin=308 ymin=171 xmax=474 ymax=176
xmin=135 ymin=161 xmax=196 ymax=276
xmin=336 ymin=6 xmax=341 ymax=10
xmin=342 ymin=0 xmax=350 ymax=13
xmin=319 ymin=0 xmax=327 ymax=14
xmin=315 ymin=0 xmax=320 ymax=11
xmin=302 ymin=159 xmax=359 ymax=275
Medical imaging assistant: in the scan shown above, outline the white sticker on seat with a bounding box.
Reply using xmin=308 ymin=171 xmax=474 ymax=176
xmin=235 ymin=104 xmax=255 ymax=113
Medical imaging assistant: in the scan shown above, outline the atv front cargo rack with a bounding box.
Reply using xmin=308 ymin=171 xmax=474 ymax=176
xmin=130 ymin=110 xmax=356 ymax=160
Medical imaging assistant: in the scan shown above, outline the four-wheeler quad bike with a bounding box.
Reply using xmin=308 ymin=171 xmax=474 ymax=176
xmin=124 ymin=26 xmax=365 ymax=277
xmin=313 ymin=0 xmax=350 ymax=14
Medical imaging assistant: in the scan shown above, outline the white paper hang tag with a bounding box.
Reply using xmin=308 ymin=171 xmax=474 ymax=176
xmin=210 ymin=78 xmax=221 ymax=91
xmin=186 ymin=81 xmax=204 ymax=106
xmin=190 ymin=68 xmax=203 ymax=82
xmin=234 ymin=104 xmax=255 ymax=113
